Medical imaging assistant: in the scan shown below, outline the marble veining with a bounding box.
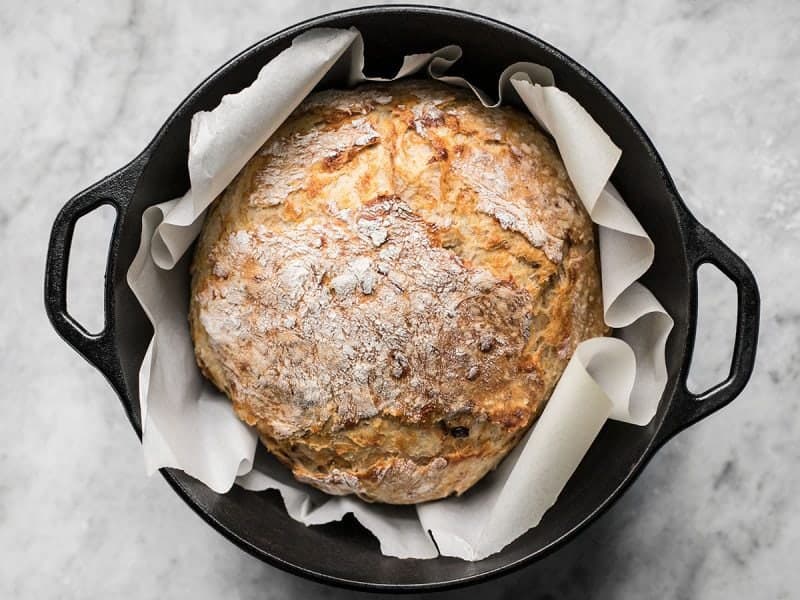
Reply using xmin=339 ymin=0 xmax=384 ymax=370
xmin=2 ymin=1 xmax=798 ymax=598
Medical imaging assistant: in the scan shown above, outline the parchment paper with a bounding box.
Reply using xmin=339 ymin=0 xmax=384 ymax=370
xmin=127 ymin=27 xmax=673 ymax=561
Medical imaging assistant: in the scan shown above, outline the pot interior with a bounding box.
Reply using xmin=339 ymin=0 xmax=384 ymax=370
xmin=110 ymin=7 xmax=690 ymax=589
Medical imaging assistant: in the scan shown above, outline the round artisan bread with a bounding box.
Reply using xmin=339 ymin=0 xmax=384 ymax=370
xmin=189 ymin=79 xmax=607 ymax=504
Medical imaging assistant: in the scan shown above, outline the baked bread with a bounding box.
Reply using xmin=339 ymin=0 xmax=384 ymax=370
xmin=189 ymin=80 xmax=607 ymax=504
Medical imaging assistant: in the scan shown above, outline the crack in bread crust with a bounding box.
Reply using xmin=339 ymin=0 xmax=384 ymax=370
xmin=189 ymin=80 xmax=607 ymax=504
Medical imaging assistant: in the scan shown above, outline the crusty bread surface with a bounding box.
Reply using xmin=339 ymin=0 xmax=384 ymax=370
xmin=189 ymin=80 xmax=607 ymax=504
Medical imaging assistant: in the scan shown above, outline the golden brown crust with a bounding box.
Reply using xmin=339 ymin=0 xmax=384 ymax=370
xmin=189 ymin=80 xmax=607 ymax=504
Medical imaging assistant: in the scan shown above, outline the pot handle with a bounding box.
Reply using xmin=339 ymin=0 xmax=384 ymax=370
xmin=655 ymin=217 xmax=760 ymax=447
xmin=44 ymin=162 xmax=140 ymax=395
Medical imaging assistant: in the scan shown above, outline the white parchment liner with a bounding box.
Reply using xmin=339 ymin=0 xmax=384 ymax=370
xmin=126 ymin=28 xmax=673 ymax=561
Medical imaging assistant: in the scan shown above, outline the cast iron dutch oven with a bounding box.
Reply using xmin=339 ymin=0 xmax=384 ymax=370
xmin=44 ymin=5 xmax=760 ymax=592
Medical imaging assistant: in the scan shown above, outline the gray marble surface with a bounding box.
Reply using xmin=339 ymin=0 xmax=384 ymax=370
xmin=2 ymin=0 xmax=797 ymax=598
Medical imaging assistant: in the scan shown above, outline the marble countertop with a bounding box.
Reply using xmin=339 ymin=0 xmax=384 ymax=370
xmin=3 ymin=1 xmax=797 ymax=598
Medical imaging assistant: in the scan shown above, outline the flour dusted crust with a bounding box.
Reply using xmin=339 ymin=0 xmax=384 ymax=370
xmin=189 ymin=80 xmax=608 ymax=504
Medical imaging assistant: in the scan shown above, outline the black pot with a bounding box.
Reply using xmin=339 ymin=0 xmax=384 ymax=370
xmin=44 ymin=5 xmax=759 ymax=592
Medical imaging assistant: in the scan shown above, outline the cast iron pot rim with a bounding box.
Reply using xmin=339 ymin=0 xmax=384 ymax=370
xmin=44 ymin=4 xmax=760 ymax=593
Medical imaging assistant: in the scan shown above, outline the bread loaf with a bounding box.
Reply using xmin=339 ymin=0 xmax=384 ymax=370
xmin=189 ymin=80 xmax=607 ymax=504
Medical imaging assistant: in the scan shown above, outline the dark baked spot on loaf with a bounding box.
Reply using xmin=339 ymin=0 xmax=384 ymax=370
xmin=479 ymin=335 xmax=495 ymax=352
xmin=428 ymin=146 xmax=448 ymax=163
xmin=450 ymin=426 xmax=470 ymax=438
xmin=389 ymin=350 xmax=409 ymax=379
